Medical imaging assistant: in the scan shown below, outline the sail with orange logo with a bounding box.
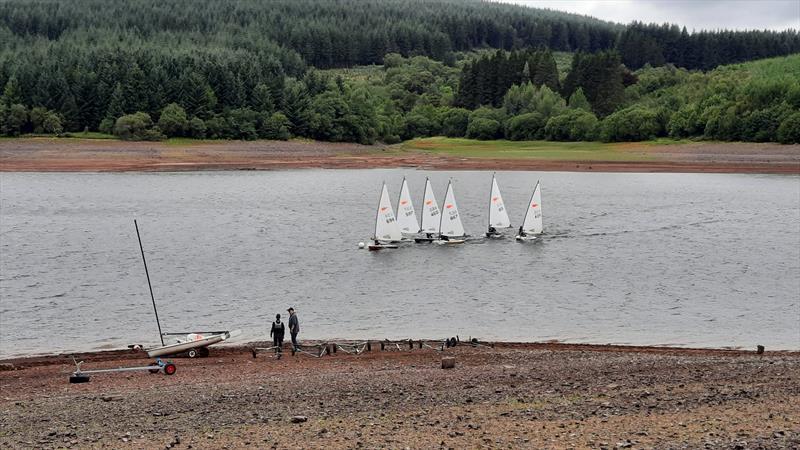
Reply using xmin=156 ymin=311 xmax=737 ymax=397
xmin=373 ymin=182 xmax=403 ymax=242
xmin=488 ymin=173 xmax=511 ymax=229
xmin=419 ymin=177 xmax=440 ymax=234
xmin=396 ymin=177 xmax=420 ymax=234
xmin=520 ymin=181 xmax=543 ymax=235
xmin=438 ymin=180 xmax=466 ymax=238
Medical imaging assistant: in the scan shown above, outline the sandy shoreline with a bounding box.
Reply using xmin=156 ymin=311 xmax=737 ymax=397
xmin=1 ymin=342 xmax=798 ymax=448
xmin=1 ymin=138 xmax=799 ymax=173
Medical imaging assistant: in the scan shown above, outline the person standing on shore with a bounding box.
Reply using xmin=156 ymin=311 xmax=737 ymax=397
xmin=288 ymin=307 xmax=300 ymax=350
xmin=270 ymin=313 xmax=285 ymax=353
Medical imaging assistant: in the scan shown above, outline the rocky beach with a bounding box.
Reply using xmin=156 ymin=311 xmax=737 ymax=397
xmin=1 ymin=342 xmax=798 ymax=449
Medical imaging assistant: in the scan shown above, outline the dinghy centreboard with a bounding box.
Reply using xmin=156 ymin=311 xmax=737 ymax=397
xmin=516 ymin=181 xmax=543 ymax=241
xmin=396 ymin=177 xmax=420 ymax=237
xmin=133 ymin=220 xmax=236 ymax=357
xmin=368 ymin=182 xmax=403 ymax=250
xmin=485 ymin=173 xmax=511 ymax=238
xmin=415 ymin=177 xmax=440 ymax=243
xmin=435 ymin=180 xmax=467 ymax=245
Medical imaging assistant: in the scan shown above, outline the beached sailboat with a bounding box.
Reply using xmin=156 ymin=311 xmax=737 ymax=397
xmin=485 ymin=173 xmax=511 ymax=238
xmin=396 ymin=177 xmax=420 ymax=238
xmin=369 ymin=182 xmax=403 ymax=250
xmin=414 ymin=177 xmax=441 ymax=243
xmin=435 ymin=180 xmax=467 ymax=245
xmin=133 ymin=220 xmax=236 ymax=358
xmin=516 ymin=181 xmax=543 ymax=241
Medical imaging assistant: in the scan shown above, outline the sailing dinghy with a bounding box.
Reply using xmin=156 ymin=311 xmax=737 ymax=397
xmin=414 ymin=177 xmax=440 ymax=243
xmin=485 ymin=173 xmax=511 ymax=238
xmin=396 ymin=177 xmax=420 ymax=238
xmin=516 ymin=181 xmax=543 ymax=241
xmin=369 ymin=182 xmax=403 ymax=250
xmin=435 ymin=180 xmax=467 ymax=245
xmin=134 ymin=220 xmax=237 ymax=358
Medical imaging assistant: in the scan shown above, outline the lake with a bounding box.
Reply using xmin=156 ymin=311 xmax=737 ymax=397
xmin=1 ymin=170 xmax=798 ymax=357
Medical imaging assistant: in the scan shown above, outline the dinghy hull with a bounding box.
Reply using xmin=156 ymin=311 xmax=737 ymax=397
xmin=434 ymin=239 xmax=466 ymax=245
xmin=147 ymin=332 xmax=229 ymax=357
xmin=368 ymin=244 xmax=399 ymax=251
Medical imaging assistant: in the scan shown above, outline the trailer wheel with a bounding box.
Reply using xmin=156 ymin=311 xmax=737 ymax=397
xmin=198 ymin=347 xmax=210 ymax=358
xmin=69 ymin=374 xmax=90 ymax=384
xmin=149 ymin=362 xmax=160 ymax=374
xmin=187 ymin=349 xmax=198 ymax=358
xmin=164 ymin=363 xmax=177 ymax=375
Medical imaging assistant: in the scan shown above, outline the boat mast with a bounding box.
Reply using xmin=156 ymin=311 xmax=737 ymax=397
xmin=373 ymin=182 xmax=384 ymax=241
xmin=419 ymin=177 xmax=429 ymax=233
xmin=438 ymin=180 xmax=450 ymax=238
xmin=487 ymin=173 xmax=494 ymax=230
xmin=521 ymin=180 xmax=539 ymax=233
xmin=134 ymin=219 xmax=164 ymax=346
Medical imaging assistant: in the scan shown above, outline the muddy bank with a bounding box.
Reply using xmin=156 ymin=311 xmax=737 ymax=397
xmin=1 ymin=342 xmax=798 ymax=448
xmin=1 ymin=138 xmax=798 ymax=173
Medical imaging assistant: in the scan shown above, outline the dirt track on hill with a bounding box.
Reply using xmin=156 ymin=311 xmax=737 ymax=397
xmin=1 ymin=138 xmax=799 ymax=173
xmin=1 ymin=342 xmax=798 ymax=449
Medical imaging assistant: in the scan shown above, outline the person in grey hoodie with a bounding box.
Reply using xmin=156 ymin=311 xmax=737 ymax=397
xmin=288 ymin=307 xmax=299 ymax=350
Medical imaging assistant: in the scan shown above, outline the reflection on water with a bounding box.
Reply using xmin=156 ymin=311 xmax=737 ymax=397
xmin=1 ymin=170 xmax=798 ymax=357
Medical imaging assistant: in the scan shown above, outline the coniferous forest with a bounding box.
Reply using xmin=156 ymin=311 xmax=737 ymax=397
xmin=1 ymin=0 xmax=798 ymax=143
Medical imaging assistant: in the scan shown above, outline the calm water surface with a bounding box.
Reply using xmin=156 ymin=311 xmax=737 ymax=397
xmin=1 ymin=170 xmax=798 ymax=357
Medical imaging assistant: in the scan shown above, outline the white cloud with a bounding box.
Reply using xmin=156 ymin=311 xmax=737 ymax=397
xmin=496 ymin=0 xmax=800 ymax=31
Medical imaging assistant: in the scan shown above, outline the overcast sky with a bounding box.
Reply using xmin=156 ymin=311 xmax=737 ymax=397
xmin=498 ymin=0 xmax=800 ymax=31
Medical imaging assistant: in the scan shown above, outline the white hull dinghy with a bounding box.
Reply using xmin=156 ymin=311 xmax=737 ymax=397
xmin=147 ymin=330 xmax=237 ymax=358
xmin=415 ymin=177 xmax=441 ymax=243
xmin=516 ymin=181 xmax=543 ymax=241
xmin=434 ymin=180 xmax=467 ymax=245
xmin=485 ymin=173 xmax=512 ymax=238
xmin=368 ymin=182 xmax=403 ymax=251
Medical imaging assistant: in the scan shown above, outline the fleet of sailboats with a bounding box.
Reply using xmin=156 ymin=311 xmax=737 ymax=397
xmin=363 ymin=175 xmax=543 ymax=250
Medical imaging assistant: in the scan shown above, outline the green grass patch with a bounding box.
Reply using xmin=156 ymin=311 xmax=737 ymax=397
xmin=401 ymin=137 xmax=659 ymax=161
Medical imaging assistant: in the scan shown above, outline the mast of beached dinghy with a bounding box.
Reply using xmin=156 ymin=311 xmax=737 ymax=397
xmin=134 ymin=219 xmax=164 ymax=346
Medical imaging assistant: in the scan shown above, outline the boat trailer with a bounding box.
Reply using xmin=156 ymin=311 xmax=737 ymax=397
xmin=69 ymin=356 xmax=176 ymax=383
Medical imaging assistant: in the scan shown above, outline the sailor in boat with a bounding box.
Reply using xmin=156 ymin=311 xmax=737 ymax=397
xmin=270 ymin=314 xmax=285 ymax=353
xmin=518 ymin=225 xmax=526 ymax=238
xmin=487 ymin=226 xmax=499 ymax=237
xmin=441 ymin=234 xmax=450 ymax=241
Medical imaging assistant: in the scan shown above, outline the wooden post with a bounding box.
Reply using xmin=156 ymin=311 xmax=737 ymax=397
xmin=441 ymin=357 xmax=455 ymax=369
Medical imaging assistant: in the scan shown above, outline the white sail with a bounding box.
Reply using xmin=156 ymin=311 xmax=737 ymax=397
xmin=488 ymin=174 xmax=511 ymax=228
xmin=439 ymin=180 xmax=466 ymax=237
xmin=521 ymin=181 xmax=543 ymax=234
xmin=419 ymin=178 xmax=441 ymax=233
xmin=374 ymin=182 xmax=403 ymax=242
xmin=396 ymin=177 xmax=419 ymax=234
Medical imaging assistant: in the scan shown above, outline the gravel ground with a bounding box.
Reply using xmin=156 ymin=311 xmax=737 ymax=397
xmin=1 ymin=342 xmax=798 ymax=449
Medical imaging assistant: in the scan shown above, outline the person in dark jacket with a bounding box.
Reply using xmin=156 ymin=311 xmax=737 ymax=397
xmin=288 ymin=307 xmax=299 ymax=350
xmin=270 ymin=313 xmax=285 ymax=352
